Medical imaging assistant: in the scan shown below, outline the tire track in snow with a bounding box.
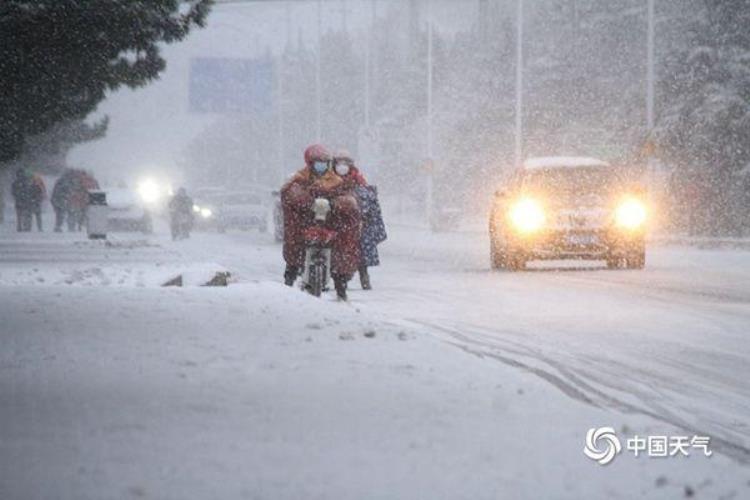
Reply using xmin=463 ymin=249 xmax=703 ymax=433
xmin=402 ymin=318 xmax=750 ymax=465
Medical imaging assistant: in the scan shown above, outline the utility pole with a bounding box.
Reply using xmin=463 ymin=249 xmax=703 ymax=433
xmin=514 ymin=0 xmax=524 ymax=169
xmin=276 ymin=54 xmax=284 ymax=183
xmin=276 ymin=1 xmax=291 ymax=184
xmin=426 ymin=0 xmax=434 ymax=227
xmin=646 ymin=0 xmax=655 ymax=136
xmin=364 ymin=0 xmax=375 ymax=129
xmin=316 ymin=0 xmax=322 ymax=142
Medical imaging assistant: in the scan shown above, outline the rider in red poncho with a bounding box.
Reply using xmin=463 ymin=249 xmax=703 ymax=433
xmin=281 ymin=144 xmax=362 ymax=300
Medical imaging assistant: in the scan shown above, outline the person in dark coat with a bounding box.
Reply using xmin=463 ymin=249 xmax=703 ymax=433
xmin=11 ymin=169 xmax=37 ymax=232
xmin=168 ymin=188 xmax=195 ymax=240
xmin=51 ymin=170 xmax=76 ymax=232
xmin=355 ymin=184 xmax=387 ymax=289
xmin=30 ymin=174 xmax=46 ymax=231
xmin=333 ymin=150 xmax=387 ymax=290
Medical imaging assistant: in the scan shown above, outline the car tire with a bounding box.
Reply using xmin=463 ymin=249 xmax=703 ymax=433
xmin=606 ymin=255 xmax=621 ymax=269
xmin=490 ymin=238 xmax=507 ymax=270
xmin=626 ymin=250 xmax=646 ymax=269
xmin=506 ymin=252 xmax=526 ymax=272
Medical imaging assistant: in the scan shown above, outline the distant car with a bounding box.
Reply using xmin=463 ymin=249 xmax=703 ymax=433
xmin=105 ymin=188 xmax=153 ymax=234
xmin=192 ymin=187 xmax=269 ymax=233
xmin=489 ymin=156 xmax=647 ymax=271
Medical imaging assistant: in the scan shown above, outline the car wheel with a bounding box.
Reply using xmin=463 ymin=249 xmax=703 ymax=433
xmin=506 ymin=252 xmax=526 ymax=272
xmin=626 ymin=250 xmax=646 ymax=269
xmin=490 ymin=240 xmax=507 ymax=270
xmin=606 ymin=255 xmax=621 ymax=269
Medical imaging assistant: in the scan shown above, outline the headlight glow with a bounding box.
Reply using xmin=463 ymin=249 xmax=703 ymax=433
xmin=200 ymin=208 xmax=213 ymax=219
xmin=193 ymin=204 xmax=201 ymax=213
xmin=509 ymin=198 xmax=546 ymax=233
xmin=137 ymin=179 xmax=162 ymax=204
xmin=615 ymin=198 xmax=647 ymax=229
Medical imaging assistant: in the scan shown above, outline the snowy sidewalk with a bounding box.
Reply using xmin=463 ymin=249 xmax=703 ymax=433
xmin=0 ymin=229 xmax=225 ymax=287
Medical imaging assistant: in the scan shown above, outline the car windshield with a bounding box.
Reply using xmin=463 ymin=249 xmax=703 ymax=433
xmin=522 ymin=167 xmax=620 ymax=197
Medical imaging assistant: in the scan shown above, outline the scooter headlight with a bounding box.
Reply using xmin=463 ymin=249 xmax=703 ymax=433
xmin=509 ymin=198 xmax=545 ymax=234
xmin=615 ymin=198 xmax=647 ymax=229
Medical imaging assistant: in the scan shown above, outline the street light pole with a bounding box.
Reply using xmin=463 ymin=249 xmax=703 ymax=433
xmin=364 ymin=0 xmax=374 ymax=129
xmin=276 ymin=1 xmax=291 ymax=185
xmin=514 ymin=0 xmax=524 ymax=169
xmin=646 ymin=0 xmax=657 ymax=194
xmin=316 ymin=0 xmax=322 ymax=142
xmin=426 ymin=0 xmax=434 ymax=226
xmin=647 ymin=0 xmax=655 ymax=134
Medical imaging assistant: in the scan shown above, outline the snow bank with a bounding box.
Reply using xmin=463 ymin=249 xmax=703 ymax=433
xmin=0 ymin=233 xmax=227 ymax=287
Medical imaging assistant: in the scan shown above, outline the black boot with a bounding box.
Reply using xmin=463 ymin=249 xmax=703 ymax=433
xmin=284 ymin=265 xmax=299 ymax=287
xmin=333 ymin=275 xmax=348 ymax=301
xmin=359 ymin=266 xmax=371 ymax=290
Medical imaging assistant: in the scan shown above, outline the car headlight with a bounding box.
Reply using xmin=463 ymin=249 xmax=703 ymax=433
xmin=200 ymin=208 xmax=213 ymax=219
xmin=137 ymin=179 xmax=162 ymax=204
xmin=509 ymin=198 xmax=545 ymax=233
xmin=615 ymin=198 xmax=647 ymax=229
xmin=193 ymin=204 xmax=201 ymax=213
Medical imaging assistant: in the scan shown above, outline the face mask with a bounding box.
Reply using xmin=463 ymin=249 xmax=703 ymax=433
xmin=312 ymin=161 xmax=329 ymax=175
xmin=334 ymin=162 xmax=351 ymax=176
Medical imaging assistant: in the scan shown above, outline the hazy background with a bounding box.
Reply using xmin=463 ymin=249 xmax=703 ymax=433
xmin=63 ymin=0 xmax=749 ymax=235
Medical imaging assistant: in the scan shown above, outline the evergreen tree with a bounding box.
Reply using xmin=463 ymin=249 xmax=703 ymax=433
xmin=657 ymin=0 xmax=750 ymax=234
xmin=0 ymin=0 xmax=212 ymax=165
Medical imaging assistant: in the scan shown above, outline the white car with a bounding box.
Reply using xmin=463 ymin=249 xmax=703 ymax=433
xmin=105 ymin=188 xmax=153 ymax=234
xmin=192 ymin=187 xmax=270 ymax=233
xmin=489 ymin=156 xmax=647 ymax=270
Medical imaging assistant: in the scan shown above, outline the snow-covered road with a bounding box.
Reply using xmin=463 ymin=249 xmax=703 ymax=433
xmin=2 ymin=224 xmax=750 ymax=499
xmin=185 ymin=226 xmax=750 ymax=464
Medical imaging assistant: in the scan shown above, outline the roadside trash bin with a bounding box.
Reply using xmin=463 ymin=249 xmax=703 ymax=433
xmin=87 ymin=190 xmax=108 ymax=240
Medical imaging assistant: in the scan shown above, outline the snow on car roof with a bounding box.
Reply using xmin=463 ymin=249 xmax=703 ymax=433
xmin=523 ymin=156 xmax=611 ymax=170
xmin=103 ymin=187 xmax=139 ymax=208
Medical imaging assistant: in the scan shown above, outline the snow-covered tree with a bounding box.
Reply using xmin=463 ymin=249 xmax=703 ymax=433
xmin=0 ymin=0 xmax=212 ymax=166
xmin=658 ymin=0 xmax=750 ymax=234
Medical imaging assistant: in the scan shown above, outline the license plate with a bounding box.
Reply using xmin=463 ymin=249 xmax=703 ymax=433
xmin=567 ymin=234 xmax=598 ymax=246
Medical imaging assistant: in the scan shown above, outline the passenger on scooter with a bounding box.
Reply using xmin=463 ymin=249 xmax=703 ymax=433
xmin=281 ymin=144 xmax=362 ymax=300
xmin=333 ymin=150 xmax=387 ymax=291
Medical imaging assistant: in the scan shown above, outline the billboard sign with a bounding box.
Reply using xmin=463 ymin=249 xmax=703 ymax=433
xmin=189 ymin=57 xmax=274 ymax=115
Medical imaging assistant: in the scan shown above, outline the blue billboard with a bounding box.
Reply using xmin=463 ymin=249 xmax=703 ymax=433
xmin=189 ymin=57 xmax=274 ymax=115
